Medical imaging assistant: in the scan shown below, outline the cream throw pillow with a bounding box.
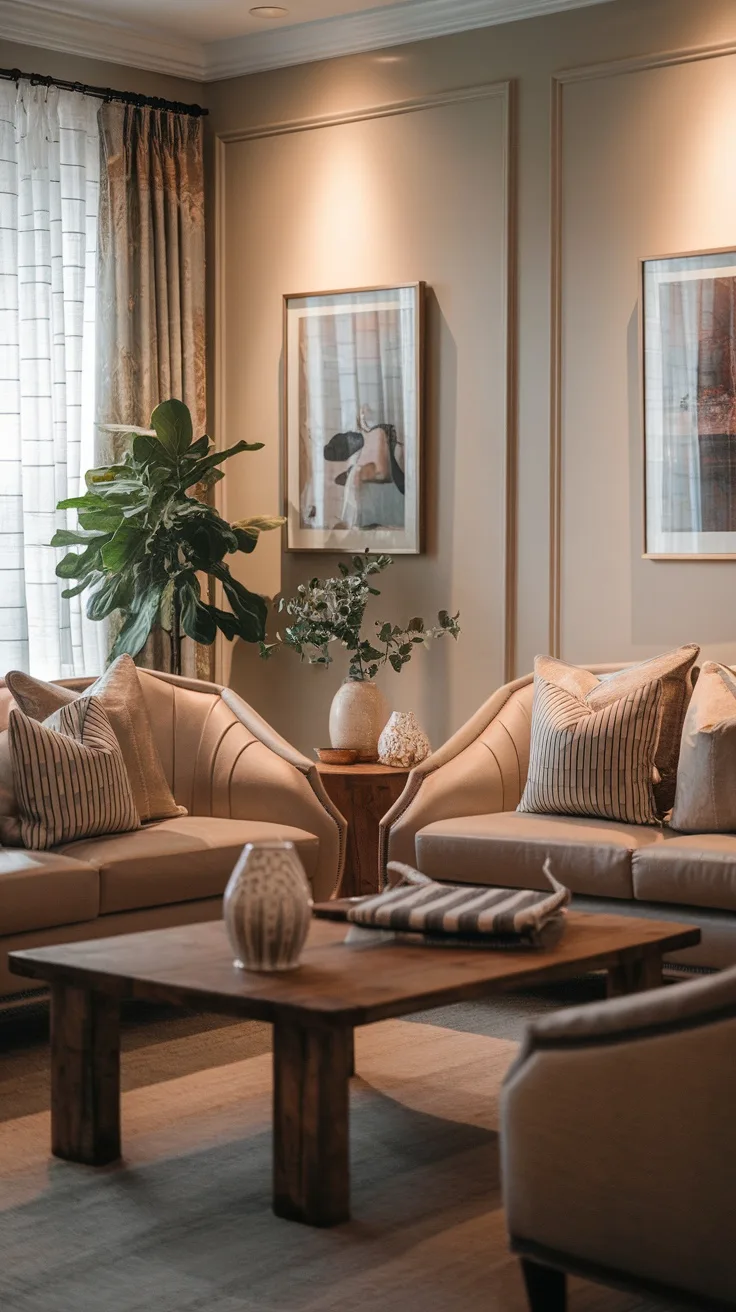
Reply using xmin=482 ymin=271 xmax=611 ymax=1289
xmin=518 ymin=661 xmax=663 ymax=825
xmin=671 ymin=661 xmax=736 ymax=833
xmin=9 ymin=697 xmax=140 ymax=850
xmin=533 ymin=646 xmax=699 ymax=816
xmin=6 ymin=655 xmax=183 ymax=824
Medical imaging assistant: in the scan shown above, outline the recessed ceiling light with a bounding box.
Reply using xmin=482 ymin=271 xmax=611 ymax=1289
xmin=249 ymin=5 xmax=289 ymax=16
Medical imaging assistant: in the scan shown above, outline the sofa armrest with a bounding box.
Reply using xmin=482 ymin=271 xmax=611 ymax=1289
xmin=379 ymin=674 xmax=533 ymax=876
xmin=219 ymin=690 xmax=347 ymax=902
xmin=501 ymin=969 xmax=736 ymax=1305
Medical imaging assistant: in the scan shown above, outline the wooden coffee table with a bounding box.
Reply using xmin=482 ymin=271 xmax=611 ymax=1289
xmin=9 ymin=912 xmax=699 ymax=1227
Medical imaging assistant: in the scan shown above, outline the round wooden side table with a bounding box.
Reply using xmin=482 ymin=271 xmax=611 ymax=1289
xmin=316 ymin=763 xmax=410 ymax=898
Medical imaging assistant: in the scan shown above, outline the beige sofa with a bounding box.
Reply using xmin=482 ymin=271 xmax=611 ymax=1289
xmin=381 ymin=667 xmax=736 ymax=972
xmin=501 ymin=965 xmax=736 ymax=1309
xmin=0 ymin=670 xmax=346 ymax=1004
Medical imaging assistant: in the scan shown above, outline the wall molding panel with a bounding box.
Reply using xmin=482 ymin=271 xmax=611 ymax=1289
xmin=213 ymin=79 xmax=518 ymax=680
xmin=547 ymin=37 xmax=736 ymax=657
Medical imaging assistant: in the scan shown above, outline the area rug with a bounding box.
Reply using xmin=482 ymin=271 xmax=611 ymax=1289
xmin=0 ymin=993 xmax=686 ymax=1312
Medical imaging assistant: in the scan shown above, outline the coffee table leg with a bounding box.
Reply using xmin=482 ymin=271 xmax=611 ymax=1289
xmin=273 ymin=1019 xmax=351 ymax=1226
xmin=50 ymin=983 xmax=121 ymax=1166
xmin=608 ymin=948 xmax=663 ymax=997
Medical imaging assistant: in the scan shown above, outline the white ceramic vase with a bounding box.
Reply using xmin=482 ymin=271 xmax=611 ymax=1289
xmin=378 ymin=711 xmax=431 ymax=768
xmin=223 ymin=840 xmax=312 ymax=972
xmin=329 ymin=678 xmax=389 ymax=762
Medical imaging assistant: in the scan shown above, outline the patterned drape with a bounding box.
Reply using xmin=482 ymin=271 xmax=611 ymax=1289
xmin=96 ymin=103 xmax=208 ymax=677
xmin=0 ymin=82 xmax=107 ymax=679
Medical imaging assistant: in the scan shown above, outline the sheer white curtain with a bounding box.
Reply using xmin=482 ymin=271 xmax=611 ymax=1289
xmin=0 ymin=81 xmax=106 ymax=679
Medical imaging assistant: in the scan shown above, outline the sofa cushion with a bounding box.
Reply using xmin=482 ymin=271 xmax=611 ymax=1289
xmin=56 ymin=815 xmax=320 ymax=914
xmin=517 ymin=662 xmax=663 ymax=826
xmin=671 ymin=662 xmax=736 ymax=833
xmin=7 ymin=656 xmax=183 ymax=824
xmin=10 ymin=697 xmax=140 ymax=850
xmin=415 ymin=811 xmax=665 ymax=899
xmin=633 ymin=833 xmax=736 ymax=913
xmin=0 ymin=848 xmax=99 ymax=935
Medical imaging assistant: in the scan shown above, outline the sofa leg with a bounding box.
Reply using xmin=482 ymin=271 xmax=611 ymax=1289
xmin=521 ymin=1258 xmax=566 ymax=1311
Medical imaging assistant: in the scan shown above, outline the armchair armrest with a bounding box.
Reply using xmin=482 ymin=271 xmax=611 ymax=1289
xmin=379 ymin=674 xmax=533 ymax=875
xmin=219 ymin=689 xmax=347 ymax=901
xmin=501 ymin=968 xmax=736 ymax=1306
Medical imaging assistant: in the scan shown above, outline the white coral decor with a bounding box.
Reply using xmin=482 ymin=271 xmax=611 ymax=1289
xmin=378 ymin=711 xmax=431 ymax=768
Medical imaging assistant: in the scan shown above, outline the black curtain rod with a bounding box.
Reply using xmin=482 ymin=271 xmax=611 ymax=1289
xmin=0 ymin=67 xmax=208 ymax=117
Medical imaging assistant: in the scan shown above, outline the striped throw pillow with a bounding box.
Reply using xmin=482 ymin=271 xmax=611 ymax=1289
xmin=9 ymin=696 xmax=140 ymax=850
xmin=517 ymin=673 xmax=662 ymax=825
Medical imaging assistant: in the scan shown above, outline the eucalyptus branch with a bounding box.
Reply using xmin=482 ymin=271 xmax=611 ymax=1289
xmin=260 ymin=551 xmax=460 ymax=681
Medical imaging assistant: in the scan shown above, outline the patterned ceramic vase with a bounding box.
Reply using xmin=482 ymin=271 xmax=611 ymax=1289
xmin=378 ymin=710 xmax=431 ymax=768
xmin=329 ymin=678 xmax=389 ymax=762
xmin=223 ymin=840 xmax=312 ymax=972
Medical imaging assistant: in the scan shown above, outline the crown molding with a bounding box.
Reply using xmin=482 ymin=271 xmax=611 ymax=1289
xmin=0 ymin=0 xmax=613 ymax=83
xmin=205 ymin=0 xmax=613 ymax=80
xmin=0 ymin=0 xmax=207 ymax=81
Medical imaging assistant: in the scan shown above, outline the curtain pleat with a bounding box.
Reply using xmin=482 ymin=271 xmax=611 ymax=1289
xmin=96 ymin=103 xmax=209 ymax=678
xmin=0 ymin=82 xmax=107 ymax=679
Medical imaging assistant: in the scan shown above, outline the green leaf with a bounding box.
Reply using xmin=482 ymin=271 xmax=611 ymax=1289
xmin=50 ymin=527 xmax=110 ymax=548
xmin=133 ymin=432 xmax=175 ymax=468
xmin=181 ymin=441 xmax=264 ymax=490
xmin=186 ymin=435 xmax=211 ymax=459
xmin=57 ymin=494 xmax=109 ymax=511
xmin=408 ymin=617 xmax=424 ymax=633
xmin=101 ymin=524 xmax=146 ymax=572
xmin=378 ymin=622 xmax=392 ymax=643
xmin=86 ymin=573 xmax=134 ymax=621
xmin=389 ymin=654 xmax=403 ymax=673
xmin=158 ymin=578 xmax=176 ymax=632
xmin=150 ymin=399 xmax=193 ymax=457
xmin=61 ymin=576 xmax=99 ymax=600
xmin=77 ymin=509 xmax=125 ymax=533
xmin=55 ymin=542 xmax=106 ymax=580
xmin=109 ymin=585 xmax=164 ymax=662
xmin=179 ymin=581 xmax=218 ymax=646
xmin=212 ymin=564 xmax=268 ymax=643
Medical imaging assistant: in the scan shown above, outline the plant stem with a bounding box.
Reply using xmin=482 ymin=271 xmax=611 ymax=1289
xmin=170 ymin=593 xmax=182 ymax=677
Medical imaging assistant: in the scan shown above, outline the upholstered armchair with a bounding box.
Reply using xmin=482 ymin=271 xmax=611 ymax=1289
xmin=501 ymin=967 xmax=736 ymax=1310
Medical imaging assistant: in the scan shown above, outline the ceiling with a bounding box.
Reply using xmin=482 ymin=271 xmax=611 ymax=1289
xmin=0 ymin=0 xmax=614 ymax=82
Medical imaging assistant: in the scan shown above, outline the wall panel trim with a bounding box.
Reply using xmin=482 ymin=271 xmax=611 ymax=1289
xmin=548 ymin=38 xmax=736 ymax=660
xmin=217 ymin=81 xmax=509 ymax=144
xmin=213 ymin=78 xmax=519 ymax=681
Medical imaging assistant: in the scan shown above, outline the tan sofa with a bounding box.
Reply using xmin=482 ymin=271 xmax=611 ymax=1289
xmin=0 ymin=670 xmax=346 ymax=1004
xmin=381 ymin=667 xmax=736 ymax=972
xmin=501 ymin=965 xmax=736 ymax=1309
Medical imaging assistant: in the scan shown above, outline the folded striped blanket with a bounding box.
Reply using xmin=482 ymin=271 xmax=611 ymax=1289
xmin=346 ymin=859 xmax=570 ymax=947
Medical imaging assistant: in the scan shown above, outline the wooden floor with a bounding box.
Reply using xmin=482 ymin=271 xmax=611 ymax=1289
xmin=0 ymin=1003 xmax=687 ymax=1312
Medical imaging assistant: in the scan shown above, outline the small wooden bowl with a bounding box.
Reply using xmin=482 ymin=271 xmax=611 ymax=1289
xmin=314 ymin=747 xmax=359 ymax=765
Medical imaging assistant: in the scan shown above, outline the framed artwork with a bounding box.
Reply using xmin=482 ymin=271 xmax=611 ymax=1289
xmin=283 ymin=283 xmax=424 ymax=553
xmin=643 ymin=248 xmax=736 ymax=558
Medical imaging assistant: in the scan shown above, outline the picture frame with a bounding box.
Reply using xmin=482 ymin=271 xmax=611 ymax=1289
xmin=283 ymin=283 xmax=425 ymax=553
xmin=642 ymin=247 xmax=736 ymax=559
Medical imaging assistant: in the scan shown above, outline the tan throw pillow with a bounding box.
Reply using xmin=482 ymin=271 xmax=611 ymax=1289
xmin=534 ymin=645 xmax=699 ymax=816
xmin=671 ymin=661 xmax=736 ymax=833
xmin=9 ymin=697 xmax=140 ymax=850
xmin=6 ymin=655 xmax=183 ymax=824
xmin=0 ymin=730 xmax=21 ymax=845
xmin=518 ymin=663 xmax=662 ymax=825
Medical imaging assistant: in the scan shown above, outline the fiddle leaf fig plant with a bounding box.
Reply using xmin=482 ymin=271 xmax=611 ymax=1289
xmin=261 ymin=552 xmax=460 ymax=681
xmin=52 ymin=399 xmax=284 ymax=673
